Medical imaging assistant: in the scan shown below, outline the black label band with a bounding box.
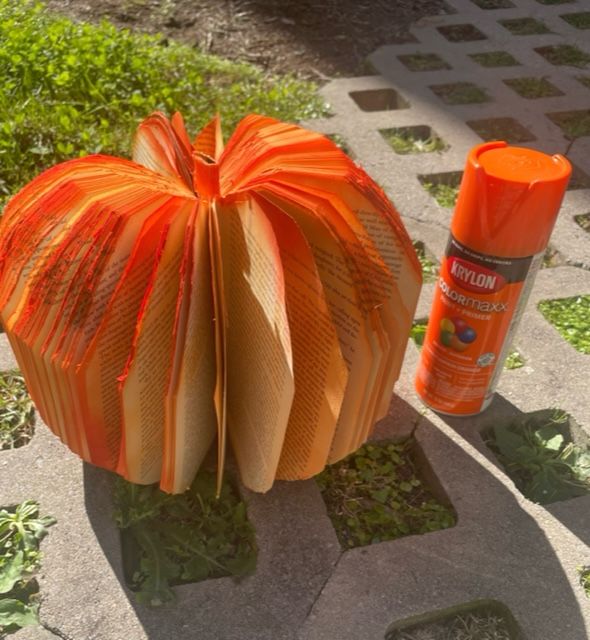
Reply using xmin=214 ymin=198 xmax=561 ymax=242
xmin=445 ymin=234 xmax=534 ymax=284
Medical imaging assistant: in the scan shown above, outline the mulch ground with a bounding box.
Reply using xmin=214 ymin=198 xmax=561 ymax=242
xmin=44 ymin=0 xmax=447 ymax=80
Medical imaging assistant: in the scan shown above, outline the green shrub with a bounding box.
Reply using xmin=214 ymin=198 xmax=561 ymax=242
xmin=0 ymin=0 xmax=327 ymax=209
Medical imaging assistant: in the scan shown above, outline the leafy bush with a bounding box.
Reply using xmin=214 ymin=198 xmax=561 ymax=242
xmin=0 ymin=0 xmax=327 ymax=208
xmin=0 ymin=501 xmax=56 ymax=634
xmin=113 ymin=471 xmax=257 ymax=606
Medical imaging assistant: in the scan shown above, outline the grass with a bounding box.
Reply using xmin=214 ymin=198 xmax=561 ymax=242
xmin=388 ymin=610 xmax=514 ymax=640
xmin=560 ymin=12 xmax=590 ymax=29
xmin=499 ymin=17 xmax=551 ymax=35
xmin=430 ymin=82 xmax=491 ymax=105
xmin=114 ymin=470 xmax=257 ymax=606
xmin=0 ymin=371 xmax=35 ymax=450
xmin=535 ymin=44 xmax=590 ymax=68
xmin=317 ymin=440 xmax=455 ymax=548
xmin=546 ymin=110 xmax=590 ymax=140
xmin=412 ymin=241 xmax=439 ymax=282
xmin=503 ymin=77 xmax=563 ymax=98
xmin=466 ymin=117 xmax=535 ymax=144
xmin=397 ymin=53 xmax=451 ymax=72
xmin=380 ymin=127 xmax=447 ymax=155
xmin=437 ymin=24 xmax=487 ymax=42
xmin=538 ymin=295 xmax=590 ymax=354
xmin=0 ymin=0 xmax=327 ymax=211
xmin=486 ymin=410 xmax=590 ymax=504
xmin=579 ymin=566 xmax=590 ymax=598
xmin=469 ymin=51 xmax=520 ymax=67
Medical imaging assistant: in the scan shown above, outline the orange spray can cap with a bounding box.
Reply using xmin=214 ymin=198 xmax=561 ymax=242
xmin=451 ymin=141 xmax=571 ymax=258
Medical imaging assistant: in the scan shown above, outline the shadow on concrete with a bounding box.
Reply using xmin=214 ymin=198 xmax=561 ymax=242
xmin=82 ymin=393 xmax=588 ymax=639
xmin=437 ymin=393 xmax=590 ymax=547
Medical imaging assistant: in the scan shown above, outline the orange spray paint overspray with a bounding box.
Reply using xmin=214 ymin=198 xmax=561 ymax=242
xmin=415 ymin=141 xmax=571 ymax=416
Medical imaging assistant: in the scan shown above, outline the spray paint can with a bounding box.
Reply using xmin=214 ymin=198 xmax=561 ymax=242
xmin=415 ymin=141 xmax=571 ymax=416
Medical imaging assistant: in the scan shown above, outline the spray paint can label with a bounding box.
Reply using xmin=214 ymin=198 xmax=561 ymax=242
xmin=415 ymin=141 xmax=571 ymax=416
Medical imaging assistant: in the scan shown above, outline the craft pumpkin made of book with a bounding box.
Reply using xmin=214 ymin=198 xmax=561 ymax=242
xmin=0 ymin=112 xmax=422 ymax=494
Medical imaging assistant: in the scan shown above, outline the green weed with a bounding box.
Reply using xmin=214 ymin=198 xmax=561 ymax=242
xmin=381 ymin=128 xmax=447 ymax=155
xmin=317 ymin=440 xmax=456 ymax=548
xmin=0 ymin=371 xmax=34 ymax=450
xmin=469 ymin=51 xmax=520 ymax=67
xmin=113 ymin=470 xmax=257 ymax=606
xmin=410 ymin=321 xmax=428 ymax=348
xmin=535 ymin=44 xmax=590 ymax=68
xmin=499 ymin=17 xmax=551 ymax=35
xmin=422 ymin=182 xmax=460 ymax=208
xmin=413 ymin=242 xmax=439 ymax=282
xmin=538 ymin=295 xmax=590 ymax=353
xmin=430 ymin=82 xmax=491 ymax=105
xmin=579 ymin=566 xmax=590 ymax=598
xmin=0 ymin=0 xmax=326 ymax=211
xmin=486 ymin=410 xmax=590 ymax=504
xmin=397 ymin=53 xmax=451 ymax=72
xmin=0 ymin=501 xmax=56 ymax=634
xmin=503 ymin=77 xmax=563 ymax=98
xmin=504 ymin=349 xmax=524 ymax=370
xmin=560 ymin=12 xmax=590 ymax=29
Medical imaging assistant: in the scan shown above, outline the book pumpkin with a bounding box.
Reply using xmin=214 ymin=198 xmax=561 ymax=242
xmin=0 ymin=112 xmax=421 ymax=494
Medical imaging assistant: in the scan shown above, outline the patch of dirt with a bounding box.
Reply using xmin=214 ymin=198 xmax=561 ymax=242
xmin=44 ymin=0 xmax=447 ymax=80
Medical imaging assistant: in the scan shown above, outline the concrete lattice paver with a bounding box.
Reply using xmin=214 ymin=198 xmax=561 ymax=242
xmin=1 ymin=1 xmax=589 ymax=638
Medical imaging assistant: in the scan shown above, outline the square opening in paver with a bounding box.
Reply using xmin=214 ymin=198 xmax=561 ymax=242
xmin=349 ymin=88 xmax=409 ymax=111
xmin=115 ymin=469 xmax=257 ymax=602
xmin=327 ymin=133 xmax=354 ymax=158
xmin=499 ymin=17 xmax=552 ymax=35
xmin=317 ymin=439 xmax=456 ymax=548
xmin=386 ymin=599 xmax=524 ymax=640
xmin=546 ymin=109 xmax=590 ymax=139
xmin=0 ymin=370 xmax=34 ymax=451
xmin=418 ymin=171 xmax=463 ymax=208
xmin=380 ymin=126 xmax=447 ymax=155
xmin=535 ymin=44 xmax=590 ymax=68
xmin=412 ymin=240 xmax=439 ymax=282
xmin=503 ymin=76 xmax=564 ymax=98
xmin=574 ymin=212 xmax=590 ymax=232
xmin=484 ymin=408 xmax=590 ymax=505
xmin=437 ymin=23 xmax=487 ymax=42
xmin=472 ymin=0 xmax=515 ymax=8
xmin=561 ymin=12 xmax=590 ymax=29
xmin=397 ymin=53 xmax=451 ymax=72
xmin=538 ymin=294 xmax=590 ymax=353
xmin=466 ymin=117 xmax=536 ymax=143
xmin=430 ymin=82 xmax=490 ymax=104
xmin=470 ymin=51 xmax=520 ymax=67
